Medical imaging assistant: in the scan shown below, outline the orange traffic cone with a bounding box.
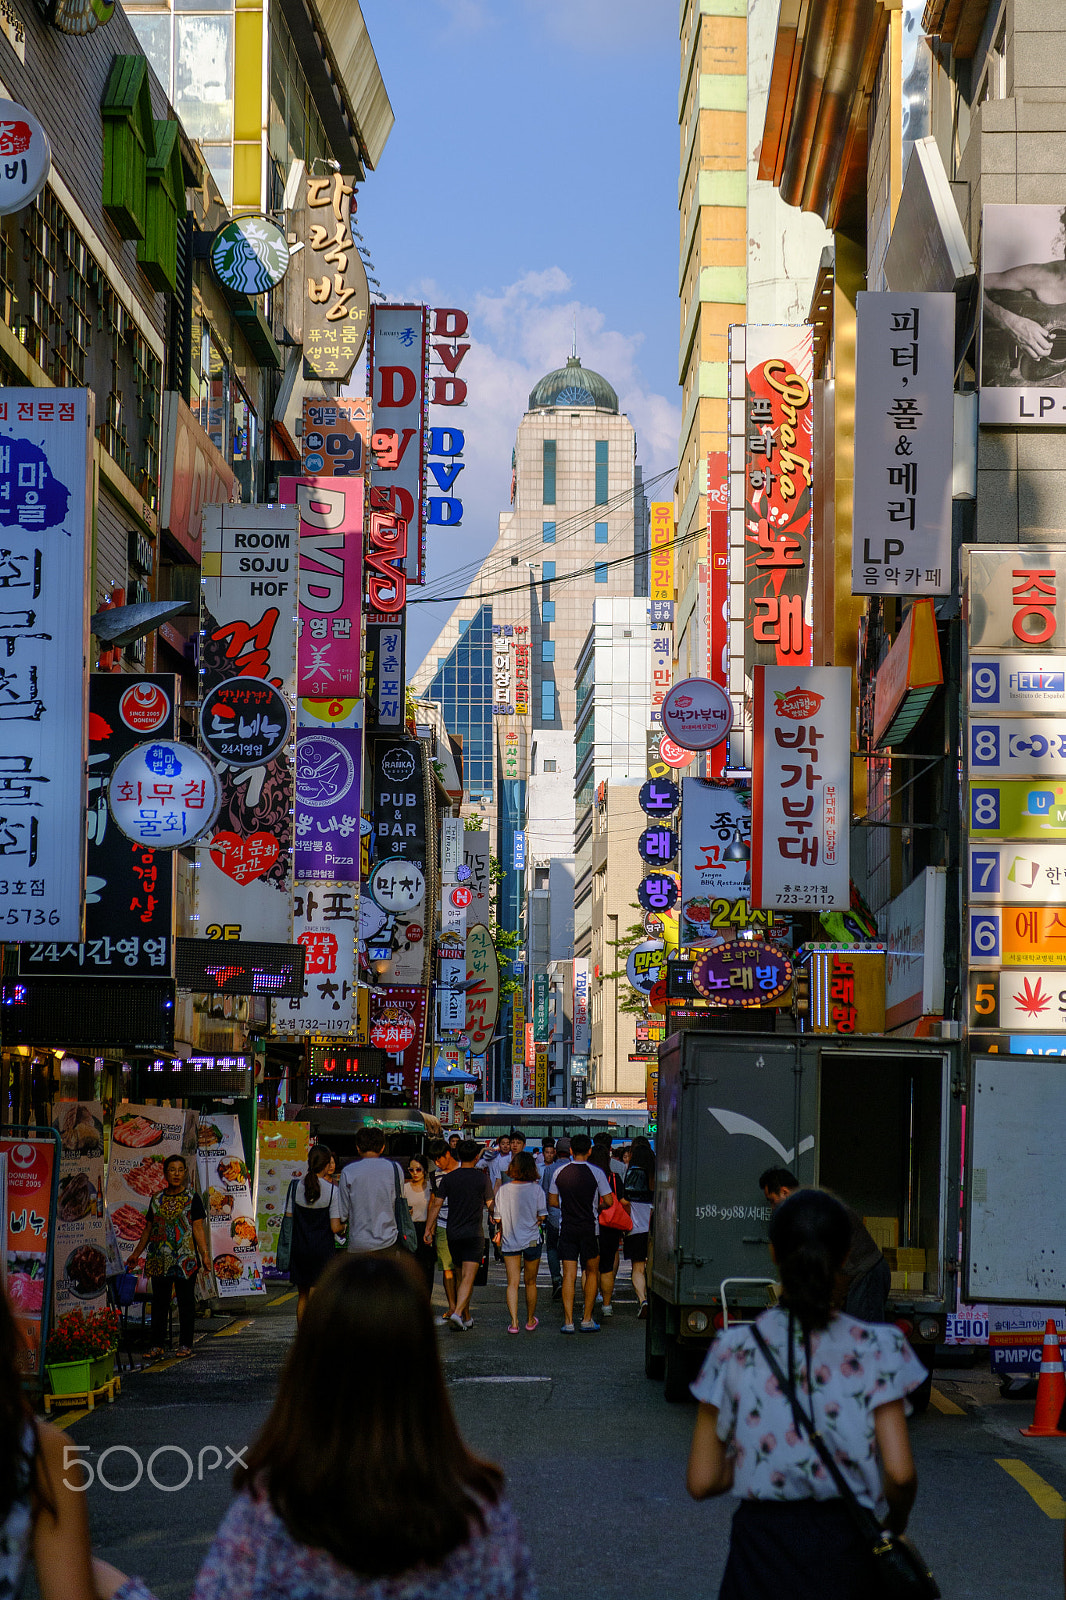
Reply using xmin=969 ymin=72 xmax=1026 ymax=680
xmin=1021 ymin=1321 xmax=1066 ymax=1437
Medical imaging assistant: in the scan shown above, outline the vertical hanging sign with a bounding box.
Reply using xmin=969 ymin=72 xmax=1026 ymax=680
xmin=0 ymin=390 xmax=92 ymax=942
xmin=649 ymin=502 xmax=674 ymax=623
xmin=299 ymin=171 xmax=369 ymax=383
xmin=744 ymin=326 xmax=814 ymax=671
xmin=199 ymin=504 xmax=299 ymax=942
xmin=369 ymin=304 xmax=428 ymax=584
xmin=751 ymin=666 xmax=850 ymax=911
xmin=707 ymin=450 xmax=730 ymax=779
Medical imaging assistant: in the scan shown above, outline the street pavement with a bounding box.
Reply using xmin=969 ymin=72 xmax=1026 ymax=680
xmin=31 ymin=1267 xmax=1066 ymax=1600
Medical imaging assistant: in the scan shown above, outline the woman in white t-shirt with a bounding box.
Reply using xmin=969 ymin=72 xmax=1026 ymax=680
xmin=404 ymin=1158 xmax=436 ymax=1293
xmin=686 ymin=1188 xmax=922 ymax=1599
xmin=290 ymin=1146 xmax=344 ymax=1324
xmin=495 ymin=1152 xmax=547 ymax=1334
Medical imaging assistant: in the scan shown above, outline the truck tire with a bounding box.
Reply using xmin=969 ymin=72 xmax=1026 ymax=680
xmin=663 ymin=1335 xmax=694 ymax=1403
xmin=645 ymin=1292 xmax=666 ymax=1380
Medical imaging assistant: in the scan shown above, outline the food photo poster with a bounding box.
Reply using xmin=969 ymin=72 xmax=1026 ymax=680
xmin=52 ymin=1102 xmax=107 ymax=1319
xmin=197 ymin=1115 xmax=265 ymax=1298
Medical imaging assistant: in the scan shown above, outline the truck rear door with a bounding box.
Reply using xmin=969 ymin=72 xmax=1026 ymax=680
xmin=966 ymin=1052 xmax=1066 ymax=1304
xmin=677 ymin=1035 xmax=815 ymax=1305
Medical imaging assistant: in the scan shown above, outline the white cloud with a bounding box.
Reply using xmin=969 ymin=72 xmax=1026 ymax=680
xmin=407 ymin=267 xmax=680 ymax=672
xmin=521 ymin=0 xmax=676 ymax=52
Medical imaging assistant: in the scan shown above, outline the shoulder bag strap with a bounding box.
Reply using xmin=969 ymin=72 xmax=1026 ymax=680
xmin=749 ymin=1320 xmax=880 ymax=1540
xmin=282 ymin=1178 xmax=297 ymax=1218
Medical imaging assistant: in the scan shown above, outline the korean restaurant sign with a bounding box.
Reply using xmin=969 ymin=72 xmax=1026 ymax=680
xmin=680 ymin=778 xmax=751 ymax=941
xmin=369 ymin=305 xmax=427 ymax=584
xmin=273 ymin=882 xmax=357 ymax=1037
xmin=660 ymin=678 xmax=733 ymax=751
xmin=0 ymin=101 xmax=50 ymax=215
xmin=968 ymin=546 xmax=1066 ymax=652
xmin=108 ymin=739 xmax=221 ymax=848
xmin=279 ymin=477 xmax=363 ymax=701
xmin=301 ymin=397 xmax=371 ymax=477
xmin=199 ymin=505 xmax=299 ymax=942
xmin=300 ymin=171 xmax=369 ymax=383
xmin=744 ymin=326 xmax=814 ymax=669
xmin=18 ymin=675 xmax=176 ymax=979
xmin=365 ymin=622 xmax=404 ymax=730
xmin=751 ymin=666 xmax=850 ymax=911
xmin=464 ymin=829 xmax=491 ymax=930
xmin=649 ymin=502 xmax=674 ymax=623
xmin=0 ymin=389 xmax=92 ymax=942
xmin=852 ymin=293 xmax=953 ymax=596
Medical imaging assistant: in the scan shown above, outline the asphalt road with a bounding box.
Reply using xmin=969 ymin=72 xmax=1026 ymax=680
xmin=34 ymin=1268 xmax=1066 ymax=1600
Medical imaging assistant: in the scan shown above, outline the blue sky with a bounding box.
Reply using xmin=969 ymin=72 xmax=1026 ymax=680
xmin=357 ymin=0 xmax=680 ymax=672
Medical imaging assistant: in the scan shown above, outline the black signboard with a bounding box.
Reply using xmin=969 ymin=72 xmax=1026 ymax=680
xmin=638 ymin=779 xmax=680 ymax=815
xmin=370 ymin=736 xmax=427 ymax=868
xmin=0 ymin=977 xmax=175 ymax=1050
xmin=665 ymin=958 xmax=699 ymax=1001
xmin=199 ymin=676 xmax=290 ymax=767
xmin=19 ymin=674 xmax=176 ymax=981
xmin=364 ymin=621 xmax=406 ymax=732
xmin=175 ymin=938 xmax=306 ymax=997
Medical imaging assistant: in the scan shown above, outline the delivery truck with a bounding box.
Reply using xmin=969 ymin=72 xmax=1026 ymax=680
xmin=646 ymin=1030 xmax=964 ymax=1403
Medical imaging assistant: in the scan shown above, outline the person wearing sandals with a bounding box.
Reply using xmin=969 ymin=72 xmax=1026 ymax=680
xmin=623 ymin=1135 xmax=655 ymax=1318
xmin=127 ymin=1155 xmax=210 ymax=1361
xmin=588 ymin=1145 xmax=629 ymax=1319
xmin=686 ymin=1188 xmax=923 ymax=1600
xmin=290 ymin=1146 xmax=345 ymax=1323
xmin=496 ymin=1152 xmax=546 ymax=1334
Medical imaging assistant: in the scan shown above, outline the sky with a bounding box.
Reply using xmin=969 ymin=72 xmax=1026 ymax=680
xmin=356 ymin=0 xmax=681 ymax=673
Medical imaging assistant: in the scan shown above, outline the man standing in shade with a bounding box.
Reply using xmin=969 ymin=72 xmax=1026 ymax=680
xmin=548 ymin=1133 xmax=611 ymax=1334
xmin=331 ymin=1127 xmax=402 ymax=1255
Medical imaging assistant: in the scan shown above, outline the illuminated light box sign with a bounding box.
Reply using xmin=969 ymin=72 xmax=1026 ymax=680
xmin=0 ymin=978 xmax=175 ymax=1050
xmin=174 ymin=938 xmax=306 ymax=997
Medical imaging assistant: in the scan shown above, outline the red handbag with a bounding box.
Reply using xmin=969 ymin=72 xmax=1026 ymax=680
xmin=599 ymin=1175 xmax=633 ymax=1233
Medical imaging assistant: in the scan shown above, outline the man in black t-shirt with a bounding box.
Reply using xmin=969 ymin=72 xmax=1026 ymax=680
xmin=425 ymin=1140 xmax=494 ymax=1331
xmin=548 ymin=1133 xmax=612 ymax=1332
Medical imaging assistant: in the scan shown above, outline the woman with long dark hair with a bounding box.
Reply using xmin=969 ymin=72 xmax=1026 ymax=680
xmin=403 ymin=1156 xmax=436 ymax=1293
xmin=289 ymin=1144 xmax=343 ymax=1323
xmin=0 ymin=1289 xmax=130 ymax=1598
xmin=686 ymin=1188 xmax=922 ymax=1599
xmin=622 ymin=1135 xmax=655 ymax=1318
xmin=588 ymin=1143 xmax=628 ymax=1319
xmin=109 ymin=1253 xmax=536 ymax=1599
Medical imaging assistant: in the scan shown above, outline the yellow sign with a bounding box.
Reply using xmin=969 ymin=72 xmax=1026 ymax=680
xmin=649 ymin=502 xmax=674 ymax=605
xmin=511 ymin=994 xmax=525 ymax=1064
xmin=972 ymin=906 xmax=1066 ymax=966
xmin=806 ymin=949 xmax=886 ymax=1033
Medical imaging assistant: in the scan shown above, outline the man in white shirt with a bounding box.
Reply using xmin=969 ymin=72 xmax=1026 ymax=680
xmin=330 ymin=1126 xmax=402 ymax=1254
xmin=487 ymin=1133 xmax=512 ymax=1187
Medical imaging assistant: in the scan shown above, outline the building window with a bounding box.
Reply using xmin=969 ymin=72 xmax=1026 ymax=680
xmin=542 ymin=561 xmax=556 ymax=581
xmin=543 ymin=439 xmax=556 ymax=504
xmin=542 ymin=521 xmax=556 ymax=543
xmin=594 ymin=562 xmax=608 ymax=583
xmin=541 ymin=640 xmax=555 ymax=662
xmin=544 ymin=760 xmax=557 ymax=773
xmin=542 ymin=600 xmax=555 ymax=621
xmin=541 ymin=679 xmax=556 ymax=719
xmin=595 ymin=521 xmax=608 ymax=543
xmin=595 ymin=440 xmax=608 ymax=505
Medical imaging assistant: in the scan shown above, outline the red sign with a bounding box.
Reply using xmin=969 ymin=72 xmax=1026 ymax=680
xmin=1013 ymin=569 xmax=1058 ymax=644
xmin=369 ymin=985 xmax=428 ymax=1101
xmin=451 ymin=886 xmax=472 ymax=908
xmin=369 ymin=1005 xmax=417 ymax=1051
xmin=658 ymin=734 xmax=697 ymax=771
xmin=707 ymin=450 xmax=729 ymax=781
xmin=119 ymin=682 xmax=171 ymax=733
xmin=0 ymin=1134 xmax=57 ymax=1376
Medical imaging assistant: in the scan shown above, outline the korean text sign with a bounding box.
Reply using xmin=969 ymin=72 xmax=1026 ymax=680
xmin=0 ymin=390 xmax=91 ymax=942
xmin=279 ymin=477 xmax=363 ymax=701
xmin=853 ymin=293 xmax=953 ymax=596
xmin=369 ymin=305 xmax=427 ymax=584
xmin=273 ymin=881 xmax=357 ymax=1036
xmin=300 ymin=172 xmax=369 ymax=384
xmin=744 ymin=326 xmax=814 ymax=669
xmin=649 ymin=502 xmax=674 ymax=624
xmin=751 ymin=666 xmax=850 ymax=911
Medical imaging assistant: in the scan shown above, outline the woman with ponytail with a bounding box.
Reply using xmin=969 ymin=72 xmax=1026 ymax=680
xmin=686 ymin=1188 xmax=923 ymax=1599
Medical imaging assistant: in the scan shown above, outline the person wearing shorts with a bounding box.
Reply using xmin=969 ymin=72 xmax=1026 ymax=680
xmin=548 ymin=1133 xmax=611 ymax=1334
xmin=425 ymin=1141 xmax=494 ymax=1331
xmin=496 ymin=1151 xmax=546 ymax=1333
xmin=427 ymin=1140 xmax=459 ymax=1321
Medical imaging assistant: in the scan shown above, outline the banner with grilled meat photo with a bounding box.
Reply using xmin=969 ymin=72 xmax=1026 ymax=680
xmin=196 ymin=1114 xmax=265 ymax=1298
xmin=52 ymin=1103 xmax=107 ymax=1319
xmin=104 ymin=1105 xmax=199 ymax=1271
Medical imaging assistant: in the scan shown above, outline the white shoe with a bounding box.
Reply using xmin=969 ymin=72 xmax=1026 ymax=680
xmin=601 ymin=1304 xmax=613 ymax=1318
xmin=448 ymin=1311 xmax=465 ymax=1331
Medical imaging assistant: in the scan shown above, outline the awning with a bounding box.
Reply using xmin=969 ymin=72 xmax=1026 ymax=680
xmin=421 ymin=1057 xmax=480 ymax=1086
xmin=872 ymin=600 xmax=944 ymax=748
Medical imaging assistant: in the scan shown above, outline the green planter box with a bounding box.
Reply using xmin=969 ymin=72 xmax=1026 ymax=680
xmin=89 ymin=1350 xmax=116 ymax=1387
xmin=46 ymin=1358 xmax=92 ymax=1395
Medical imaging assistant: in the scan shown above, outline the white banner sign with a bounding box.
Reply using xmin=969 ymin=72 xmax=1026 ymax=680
xmin=197 ymin=1114 xmax=265 ymax=1297
xmin=969 ymin=841 xmax=1066 ymax=905
xmin=0 ymin=390 xmax=91 ymax=940
xmin=751 ymin=667 xmax=850 ymax=911
xmin=572 ymin=958 xmax=590 ymax=1056
xmin=969 ymin=655 xmax=1066 ymax=714
xmin=272 ymin=882 xmax=356 ymax=1036
xmin=853 ymin=292 xmax=954 ymax=596
xmin=463 ymin=829 xmax=490 ymax=929
xmin=980 ymin=205 xmax=1066 ymax=427
xmin=369 ymin=304 xmax=427 ymax=582
xmin=968 ymin=717 xmax=1066 ymax=778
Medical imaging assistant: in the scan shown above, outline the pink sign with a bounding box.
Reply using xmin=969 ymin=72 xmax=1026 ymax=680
xmin=279 ymin=477 xmax=364 ymax=700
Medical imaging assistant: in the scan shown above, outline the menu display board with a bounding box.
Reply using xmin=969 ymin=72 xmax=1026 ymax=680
xmin=0 ymin=1130 xmax=59 ymax=1376
xmin=51 ymin=1102 xmax=107 ymax=1320
xmin=196 ymin=1116 xmax=265 ymax=1298
xmin=104 ymin=1105 xmax=198 ymax=1269
xmin=255 ymin=1121 xmax=309 ymax=1276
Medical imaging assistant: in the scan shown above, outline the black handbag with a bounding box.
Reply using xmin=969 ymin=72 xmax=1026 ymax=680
xmin=749 ymin=1319 xmax=940 ymax=1599
xmin=391 ymin=1163 xmax=418 ymax=1253
xmin=275 ymin=1179 xmax=296 ymax=1274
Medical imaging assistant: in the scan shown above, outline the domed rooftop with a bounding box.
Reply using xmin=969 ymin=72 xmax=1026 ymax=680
xmin=528 ymin=354 xmax=618 ymax=413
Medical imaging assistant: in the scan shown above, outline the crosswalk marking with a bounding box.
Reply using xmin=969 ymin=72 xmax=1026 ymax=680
xmin=997 ymin=1458 xmax=1066 ymax=1518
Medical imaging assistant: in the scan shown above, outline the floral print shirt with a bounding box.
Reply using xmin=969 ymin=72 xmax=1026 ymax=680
xmin=113 ymin=1489 xmax=537 ymax=1600
xmin=690 ymin=1305 xmax=922 ymax=1516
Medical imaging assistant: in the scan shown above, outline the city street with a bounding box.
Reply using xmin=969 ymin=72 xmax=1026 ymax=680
xmin=36 ymin=1270 xmax=1066 ymax=1600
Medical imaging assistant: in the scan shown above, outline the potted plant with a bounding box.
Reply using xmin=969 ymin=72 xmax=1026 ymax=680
xmin=45 ymin=1308 xmax=121 ymax=1395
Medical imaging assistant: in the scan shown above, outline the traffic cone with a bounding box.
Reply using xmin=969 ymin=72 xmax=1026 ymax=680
xmin=1020 ymin=1321 xmax=1066 ymax=1437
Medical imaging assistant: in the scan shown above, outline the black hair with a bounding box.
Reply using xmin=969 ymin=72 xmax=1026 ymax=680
xmin=426 ymin=1138 xmax=448 ymax=1160
xmin=759 ymin=1167 xmax=798 ymax=1195
xmin=355 ymin=1127 xmax=386 ymax=1155
xmin=589 ymin=1144 xmax=611 ymax=1177
xmin=304 ymin=1144 xmax=333 ymax=1206
xmin=457 ymin=1139 xmax=482 ymax=1163
xmin=628 ymin=1137 xmax=655 ymax=1180
xmin=164 ymin=1154 xmax=187 ymax=1174
xmin=509 ymin=1130 xmax=527 ymax=1146
xmin=570 ymin=1133 xmax=592 ymax=1156
xmin=769 ymin=1189 xmax=851 ymax=1335
xmin=510 ymin=1152 xmax=538 ymax=1183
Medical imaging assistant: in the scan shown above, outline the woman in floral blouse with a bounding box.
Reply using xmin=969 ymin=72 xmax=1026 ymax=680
xmin=686 ymin=1188 xmax=923 ymax=1599
xmin=106 ymin=1254 xmax=536 ymax=1600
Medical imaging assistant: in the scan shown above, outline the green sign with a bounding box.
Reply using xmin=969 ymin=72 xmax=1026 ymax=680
xmin=211 ymin=215 xmax=291 ymax=296
xmin=969 ymin=781 xmax=1066 ymax=840
xmin=533 ymin=973 xmax=549 ymax=1039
